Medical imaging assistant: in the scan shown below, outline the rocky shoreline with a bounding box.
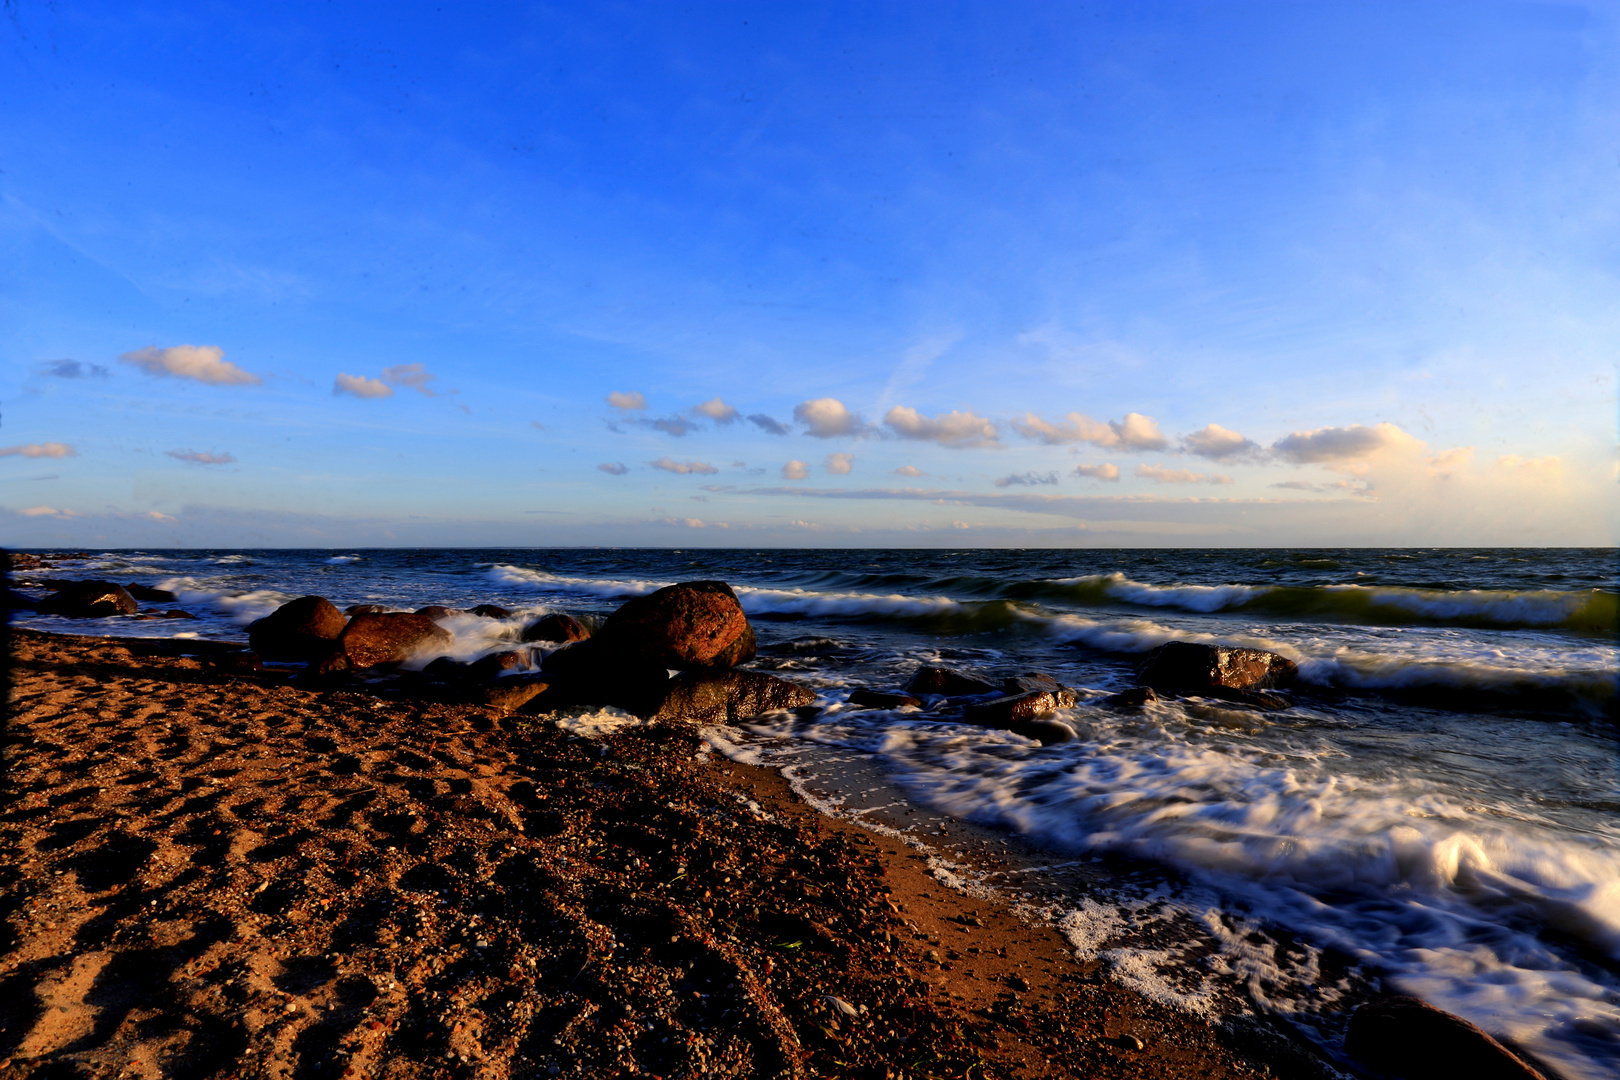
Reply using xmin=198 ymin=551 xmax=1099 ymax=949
xmin=2 ymin=553 xmax=1556 ymax=1080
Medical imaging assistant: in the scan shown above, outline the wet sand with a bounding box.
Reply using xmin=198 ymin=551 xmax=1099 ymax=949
xmin=2 ymin=627 xmax=1327 ymax=1079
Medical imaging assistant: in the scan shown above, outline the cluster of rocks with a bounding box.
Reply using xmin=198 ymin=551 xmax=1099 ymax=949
xmin=6 ymin=578 xmax=197 ymax=622
xmin=838 ymin=641 xmax=1299 ymax=745
xmin=243 ymin=580 xmax=819 ymax=726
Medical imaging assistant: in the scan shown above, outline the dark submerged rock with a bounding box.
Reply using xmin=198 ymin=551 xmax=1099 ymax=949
xmin=650 ymin=670 xmax=817 ymax=724
xmin=1002 ymin=672 xmax=1068 ymax=695
xmin=1345 ymin=996 xmax=1547 ymax=1080
xmin=248 ymin=596 xmax=349 ymax=662
xmin=848 ymin=689 xmax=924 ymax=710
xmin=521 ymin=612 xmax=592 ymax=643
xmin=596 ymin=580 xmax=756 ymax=669
xmin=416 ymin=605 xmax=464 ymax=621
xmin=904 ymin=665 xmax=998 ymax=698
xmin=338 ymin=611 xmax=453 ymax=670
xmin=36 ymin=581 xmax=140 ymax=618
xmin=1136 ymin=642 xmax=1298 ymax=695
xmin=471 ymin=604 xmax=513 ymax=619
xmin=538 ymin=640 xmax=671 ymax=716
xmin=1103 ymin=686 xmax=1159 ymax=709
xmin=125 ymin=583 xmax=177 ymax=602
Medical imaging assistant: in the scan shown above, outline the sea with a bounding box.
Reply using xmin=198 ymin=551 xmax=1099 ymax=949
xmin=11 ymin=547 xmax=1619 ymax=1079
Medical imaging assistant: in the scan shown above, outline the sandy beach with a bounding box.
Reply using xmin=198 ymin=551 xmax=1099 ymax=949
xmin=0 ymin=625 xmax=1323 ymax=1080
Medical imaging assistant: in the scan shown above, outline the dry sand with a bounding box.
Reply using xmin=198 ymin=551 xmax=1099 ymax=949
xmin=2 ymin=627 xmax=1328 ymax=1079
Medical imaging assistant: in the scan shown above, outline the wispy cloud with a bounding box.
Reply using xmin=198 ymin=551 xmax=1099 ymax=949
xmin=166 ymin=450 xmax=236 ymax=465
xmin=748 ymin=413 xmax=790 ymax=435
xmin=825 ymin=452 xmax=855 ymax=475
xmin=794 ymin=398 xmax=869 ymax=438
xmin=607 ymin=391 xmax=647 ymax=411
xmin=382 ymin=363 xmax=437 ymax=397
xmin=894 ymin=465 xmax=925 ymax=477
xmin=994 ymin=470 xmax=1058 ymax=487
xmin=1073 ymin=462 xmax=1120 ymax=481
xmin=884 ymin=406 xmax=999 ymax=448
xmin=598 ymin=462 xmax=629 ymax=475
xmin=782 ymin=459 xmax=809 ymax=480
xmin=1012 ymin=411 xmax=1166 ymax=450
xmin=0 ymin=442 xmax=78 ymax=458
xmin=1181 ymin=423 xmax=1260 ymax=460
xmin=334 ymin=373 xmax=393 ymax=398
xmin=691 ymin=397 xmax=740 ymax=424
xmin=120 ymin=345 xmax=260 ymax=386
xmin=1136 ymin=464 xmax=1233 ymax=485
xmin=650 ymin=416 xmax=695 ymax=437
xmin=650 ymin=457 xmax=718 ymax=475
xmin=35 ymin=359 xmax=109 ymax=379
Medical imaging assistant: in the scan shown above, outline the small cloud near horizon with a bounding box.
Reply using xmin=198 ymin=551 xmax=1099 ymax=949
xmin=1272 ymin=422 xmax=1416 ymax=463
xmin=825 ymin=452 xmax=854 ymax=475
xmin=650 ymin=457 xmax=718 ymax=475
xmin=1013 ymin=410 xmax=1166 ymax=451
xmin=884 ymin=405 xmax=998 ymax=448
xmin=691 ymin=398 xmax=740 ymax=424
xmin=1137 ymin=463 xmax=1233 ymax=485
xmin=120 ymin=345 xmax=261 ymax=386
xmin=0 ymin=442 xmax=78 ymax=459
xmin=748 ymin=413 xmax=790 ymax=435
xmin=334 ymin=373 xmax=393 ymax=398
xmin=794 ymin=398 xmax=868 ymax=438
xmin=994 ymin=470 xmax=1059 ymax=487
xmin=35 ymin=359 xmax=109 ymax=379
xmin=894 ymin=464 xmax=925 ymax=477
xmin=598 ymin=462 xmax=629 ymax=475
xmin=1073 ymin=462 xmax=1121 ymax=481
xmin=782 ymin=459 xmax=810 ymax=480
xmin=1182 ymin=423 xmax=1261 ymax=460
xmin=166 ymin=450 xmax=236 ymax=465
xmin=382 ymin=363 xmax=437 ymax=397
xmin=607 ymin=391 xmax=647 ymax=411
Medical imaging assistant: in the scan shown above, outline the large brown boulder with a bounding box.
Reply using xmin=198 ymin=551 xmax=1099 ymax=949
xmin=37 ymin=580 xmax=139 ymax=618
xmin=539 ymin=640 xmax=671 ymax=716
xmin=596 ymin=581 xmax=756 ymax=669
xmin=521 ymin=613 xmax=592 ymax=643
xmin=125 ymin=583 xmax=177 ymax=602
xmin=248 ymin=596 xmax=348 ymax=661
xmin=905 ymin=665 xmax=998 ymax=697
xmin=1345 ymin=996 xmax=1546 ymax=1080
xmin=338 ymin=612 xmax=452 ymax=670
xmin=1136 ymin=642 xmax=1297 ymax=695
xmin=650 ymin=670 xmax=817 ymax=724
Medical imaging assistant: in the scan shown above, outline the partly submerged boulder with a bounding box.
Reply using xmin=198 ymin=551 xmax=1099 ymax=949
xmin=848 ymin=688 xmax=924 ymax=710
xmin=125 ymin=583 xmax=177 ymax=602
xmin=539 ymin=640 xmax=671 ymax=716
xmin=248 ymin=596 xmax=349 ymax=661
xmin=471 ymin=604 xmax=513 ymax=619
xmin=416 ymin=605 xmax=464 ymax=621
xmin=338 ymin=611 xmax=452 ymax=670
xmin=1136 ymin=642 xmax=1297 ymax=696
xmin=905 ymin=665 xmax=998 ymax=698
xmin=964 ymin=689 xmax=1078 ymax=730
xmin=650 ymin=669 xmax=817 ymax=724
xmin=521 ymin=612 xmax=592 ymax=644
xmin=596 ymin=580 xmax=756 ymax=669
xmin=1345 ymin=996 xmax=1546 ymax=1080
xmin=345 ymin=603 xmax=388 ymax=616
xmin=1102 ymin=686 xmax=1159 ymax=710
xmin=36 ymin=580 xmax=139 ymax=618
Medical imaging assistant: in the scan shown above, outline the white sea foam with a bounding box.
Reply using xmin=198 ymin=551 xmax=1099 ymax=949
xmin=154 ymin=577 xmax=294 ymax=625
xmin=325 ymin=554 xmax=360 ymax=564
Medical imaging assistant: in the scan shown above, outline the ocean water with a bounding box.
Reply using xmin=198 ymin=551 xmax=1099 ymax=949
xmin=11 ymin=547 xmax=1620 ymax=1078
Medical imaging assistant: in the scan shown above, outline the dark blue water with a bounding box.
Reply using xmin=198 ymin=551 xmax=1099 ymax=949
xmin=12 ymin=547 xmax=1619 ymax=1079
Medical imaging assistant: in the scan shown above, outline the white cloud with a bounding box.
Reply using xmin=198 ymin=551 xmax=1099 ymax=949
xmin=691 ymin=397 xmax=740 ymax=424
xmin=825 ymin=452 xmax=855 ymax=475
xmin=782 ymin=459 xmax=810 ymax=480
xmin=650 ymin=458 xmax=718 ymax=475
xmin=166 ymin=450 xmax=236 ymax=465
xmin=120 ymin=345 xmax=260 ymax=386
xmin=995 ymin=471 xmax=1059 ymax=488
xmin=1182 ymin=423 xmax=1260 ymax=460
xmin=607 ymin=391 xmax=647 ymax=411
xmin=883 ymin=406 xmax=999 ymax=448
xmin=20 ymin=505 xmax=64 ymax=517
xmin=1073 ymin=462 xmax=1120 ymax=481
xmin=894 ymin=465 xmax=925 ymax=477
xmin=1012 ymin=411 xmax=1166 ymax=450
xmin=598 ymin=462 xmax=629 ymax=475
xmin=382 ymin=363 xmax=437 ymax=396
xmin=334 ymin=373 xmax=394 ymax=398
xmin=0 ymin=442 xmax=77 ymax=459
xmin=748 ymin=413 xmax=790 ymax=435
xmin=794 ymin=398 xmax=867 ymax=438
xmin=1137 ymin=464 xmax=1233 ymax=485
xmin=1271 ymin=422 xmax=1419 ymax=463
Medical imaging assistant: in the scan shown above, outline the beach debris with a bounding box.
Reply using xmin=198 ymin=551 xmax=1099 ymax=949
xmin=1135 ymin=642 xmax=1298 ymax=696
xmin=1112 ymin=1033 xmax=1145 ymax=1052
xmin=824 ymin=995 xmax=860 ymax=1018
xmin=1346 ymin=996 xmax=1547 ymax=1080
xmin=248 ymin=595 xmax=348 ymax=660
xmin=847 ymin=689 xmax=923 ymax=710
xmin=904 ymin=666 xmax=998 ymax=698
xmin=650 ymin=669 xmax=818 ymax=724
xmin=338 ymin=611 xmax=453 ymax=669
xmin=521 ymin=612 xmax=592 ymax=643
xmin=36 ymin=580 xmax=139 ymax=618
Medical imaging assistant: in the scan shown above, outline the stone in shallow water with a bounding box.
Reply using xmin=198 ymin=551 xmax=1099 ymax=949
xmin=1345 ymin=996 xmax=1547 ymax=1080
xmin=904 ymin=665 xmax=997 ymax=697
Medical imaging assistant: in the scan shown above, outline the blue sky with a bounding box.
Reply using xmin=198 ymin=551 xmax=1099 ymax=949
xmin=2 ymin=1 xmax=1616 ymax=547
